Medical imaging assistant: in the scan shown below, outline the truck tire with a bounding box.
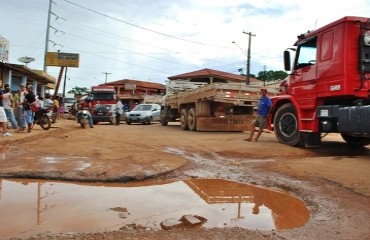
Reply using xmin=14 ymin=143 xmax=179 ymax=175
xmin=160 ymin=113 xmax=168 ymax=126
xmin=274 ymin=103 xmax=300 ymax=146
xmin=187 ymin=108 xmax=197 ymax=131
xmin=340 ymin=133 xmax=370 ymax=147
xmin=180 ymin=109 xmax=188 ymax=130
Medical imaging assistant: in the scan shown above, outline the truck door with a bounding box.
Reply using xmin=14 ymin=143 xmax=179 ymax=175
xmin=290 ymin=37 xmax=318 ymax=109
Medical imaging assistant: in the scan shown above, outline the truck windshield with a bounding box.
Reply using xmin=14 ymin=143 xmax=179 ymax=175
xmin=296 ymin=38 xmax=317 ymax=69
xmin=91 ymin=93 xmax=115 ymax=100
xmin=64 ymin=98 xmax=75 ymax=103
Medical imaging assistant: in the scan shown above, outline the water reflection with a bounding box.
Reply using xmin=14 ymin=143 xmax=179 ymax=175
xmin=0 ymin=178 xmax=309 ymax=239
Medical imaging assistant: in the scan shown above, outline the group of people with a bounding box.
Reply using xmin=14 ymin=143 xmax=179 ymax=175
xmin=0 ymin=83 xmax=68 ymax=137
xmin=0 ymin=83 xmax=36 ymax=136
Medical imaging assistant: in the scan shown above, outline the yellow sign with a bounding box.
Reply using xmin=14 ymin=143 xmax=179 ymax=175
xmin=45 ymin=52 xmax=79 ymax=67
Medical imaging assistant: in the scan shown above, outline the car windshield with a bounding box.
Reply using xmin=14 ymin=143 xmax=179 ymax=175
xmin=133 ymin=104 xmax=153 ymax=111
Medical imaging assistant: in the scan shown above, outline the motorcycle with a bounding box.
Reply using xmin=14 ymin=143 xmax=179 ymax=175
xmin=78 ymin=110 xmax=89 ymax=129
xmin=33 ymin=108 xmax=51 ymax=130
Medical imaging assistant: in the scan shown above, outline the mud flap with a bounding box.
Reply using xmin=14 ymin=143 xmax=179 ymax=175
xmin=300 ymin=132 xmax=321 ymax=147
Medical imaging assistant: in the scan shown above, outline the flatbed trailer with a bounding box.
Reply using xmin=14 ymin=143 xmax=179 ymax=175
xmin=161 ymin=82 xmax=265 ymax=131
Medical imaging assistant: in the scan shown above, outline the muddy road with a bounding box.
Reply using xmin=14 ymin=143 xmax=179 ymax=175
xmin=0 ymin=118 xmax=369 ymax=240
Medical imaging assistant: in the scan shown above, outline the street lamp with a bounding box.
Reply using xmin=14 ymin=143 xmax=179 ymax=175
xmin=232 ymin=41 xmax=248 ymax=84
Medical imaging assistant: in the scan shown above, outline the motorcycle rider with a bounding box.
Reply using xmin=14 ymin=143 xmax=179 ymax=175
xmin=77 ymin=96 xmax=94 ymax=128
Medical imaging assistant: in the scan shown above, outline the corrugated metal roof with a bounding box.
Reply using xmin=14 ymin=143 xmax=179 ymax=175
xmin=0 ymin=62 xmax=56 ymax=84
xmin=101 ymin=79 xmax=165 ymax=90
xmin=168 ymin=68 xmax=260 ymax=83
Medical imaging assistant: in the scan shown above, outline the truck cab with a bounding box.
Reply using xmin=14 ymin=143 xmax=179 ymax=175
xmin=269 ymin=16 xmax=370 ymax=147
xmin=89 ymin=86 xmax=117 ymax=124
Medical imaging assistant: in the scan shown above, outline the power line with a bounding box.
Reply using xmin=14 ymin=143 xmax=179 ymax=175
xmin=63 ymin=0 xmax=229 ymax=48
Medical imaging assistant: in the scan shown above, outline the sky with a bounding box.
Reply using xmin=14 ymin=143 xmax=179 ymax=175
xmin=1 ymin=0 xmax=370 ymax=91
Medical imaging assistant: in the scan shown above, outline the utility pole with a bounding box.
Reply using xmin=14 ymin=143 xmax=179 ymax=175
xmin=242 ymin=31 xmax=256 ymax=85
xmin=43 ymin=0 xmax=52 ymax=73
xmin=102 ymin=72 xmax=111 ymax=83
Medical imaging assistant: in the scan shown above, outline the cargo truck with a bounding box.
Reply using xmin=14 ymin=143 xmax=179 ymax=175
xmin=267 ymin=16 xmax=370 ymax=147
xmin=160 ymin=81 xmax=264 ymax=131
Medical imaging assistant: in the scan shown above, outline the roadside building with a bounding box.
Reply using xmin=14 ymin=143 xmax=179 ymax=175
xmin=168 ymin=68 xmax=261 ymax=84
xmin=0 ymin=62 xmax=55 ymax=95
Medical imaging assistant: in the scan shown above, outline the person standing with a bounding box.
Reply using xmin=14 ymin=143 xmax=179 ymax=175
xmin=57 ymin=96 xmax=65 ymax=118
xmin=114 ymin=98 xmax=123 ymax=125
xmin=23 ymin=85 xmax=36 ymax=133
xmin=0 ymin=88 xmax=12 ymax=136
xmin=15 ymin=83 xmax=28 ymax=133
xmin=53 ymin=96 xmax=60 ymax=119
xmin=3 ymin=86 xmax=18 ymax=129
xmin=245 ymin=88 xmax=272 ymax=142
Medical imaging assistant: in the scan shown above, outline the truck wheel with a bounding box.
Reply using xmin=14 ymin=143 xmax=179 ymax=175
xmin=274 ymin=103 xmax=300 ymax=146
xmin=180 ymin=109 xmax=188 ymax=130
xmin=187 ymin=108 xmax=197 ymax=131
xmin=160 ymin=113 xmax=168 ymax=126
xmin=340 ymin=134 xmax=370 ymax=147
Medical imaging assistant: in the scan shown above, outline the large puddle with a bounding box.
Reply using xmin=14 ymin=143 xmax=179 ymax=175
xmin=0 ymin=178 xmax=309 ymax=239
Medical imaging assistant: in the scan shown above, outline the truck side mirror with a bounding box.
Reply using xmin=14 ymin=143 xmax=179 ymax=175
xmin=283 ymin=50 xmax=291 ymax=71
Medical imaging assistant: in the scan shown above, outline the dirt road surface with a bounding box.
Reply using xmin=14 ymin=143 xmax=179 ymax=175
xmin=1 ymin=118 xmax=369 ymax=240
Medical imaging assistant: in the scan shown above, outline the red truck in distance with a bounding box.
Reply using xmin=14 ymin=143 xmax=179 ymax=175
xmin=79 ymin=86 xmax=117 ymax=124
xmin=267 ymin=16 xmax=370 ymax=147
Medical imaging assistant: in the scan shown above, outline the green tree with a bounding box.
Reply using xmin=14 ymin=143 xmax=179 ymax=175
xmin=257 ymin=70 xmax=288 ymax=82
xmin=68 ymin=86 xmax=89 ymax=95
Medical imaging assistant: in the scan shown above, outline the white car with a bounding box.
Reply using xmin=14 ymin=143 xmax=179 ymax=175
xmin=125 ymin=104 xmax=161 ymax=125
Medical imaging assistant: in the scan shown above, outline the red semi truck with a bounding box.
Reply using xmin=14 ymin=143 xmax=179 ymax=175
xmin=268 ymin=16 xmax=370 ymax=147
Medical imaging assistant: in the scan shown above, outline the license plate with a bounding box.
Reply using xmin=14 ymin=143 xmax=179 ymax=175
xmin=98 ymin=113 xmax=103 ymax=115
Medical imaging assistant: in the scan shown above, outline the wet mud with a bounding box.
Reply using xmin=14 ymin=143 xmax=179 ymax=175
xmin=0 ymin=178 xmax=309 ymax=239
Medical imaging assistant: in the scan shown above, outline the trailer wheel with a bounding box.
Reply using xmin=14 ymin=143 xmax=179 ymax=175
xmin=180 ymin=109 xmax=188 ymax=130
xmin=340 ymin=134 xmax=370 ymax=147
xmin=160 ymin=113 xmax=168 ymax=126
xmin=187 ymin=108 xmax=197 ymax=131
xmin=274 ymin=103 xmax=300 ymax=146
